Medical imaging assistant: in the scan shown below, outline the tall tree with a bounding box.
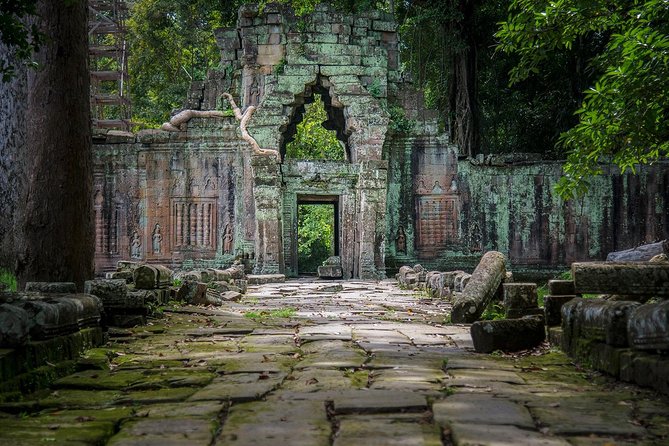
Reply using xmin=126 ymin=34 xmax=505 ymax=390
xmin=13 ymin=0 xmax=94 ymax=289
xmin=498 ymin=0 xmax=669 ymax=197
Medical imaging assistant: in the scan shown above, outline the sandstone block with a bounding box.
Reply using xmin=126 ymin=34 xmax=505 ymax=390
xmin=84 ymin=279 xmax=128 ymax=307
xmin=561 ymin=298 xmax=640 ymax=351
xmin=0 ymin=303 xmax=31 ymax=347
xmin=24 ymin=282 xmax=77 ymax=294
xmin=627 ymin=299 xmax=669 ymax=351
xmin=572 ymin=262 xmax=669 ymax=296
xmin=133 ymin=264 xmax=173 ymax=290
xmin=318 ymin=265 xmax=343 ymax=279
xmin=503 ymin=283 xmax=538 ymax=309
xmin=548 ymin=279 xmax=575 ymax=296
xmin=544 ymin=295 xmax=577 ymax=327
xmin=606 ymin=240 xmax=668 ymax=262
xmin=177 ymin=281 xmax=208 ymax=304
xmin=451 ymin=251 xmax=507 ymax=323
xmin=470 ymin=316 xmax=545 ymax=353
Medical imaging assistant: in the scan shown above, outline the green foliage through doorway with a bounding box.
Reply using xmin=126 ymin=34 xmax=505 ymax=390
xmin=298 ymin=204 xmax=335 ymax=274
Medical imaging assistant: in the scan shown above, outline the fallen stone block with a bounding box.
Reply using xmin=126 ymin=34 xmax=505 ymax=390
xmin=0 ymin=303 xmax=31 ymax=347
xmin=627 ymin=300 xmax=669 ymax=351
xmin=548 ymin=279 xmax=575 ymax=296
xmin=503 ymin=283 xmax=538 ymax=318
xmin=24 ymin=282 xmax=77 ymax=294
xmin=470 ymin=316 xmax=545 ymax=353
xmin=561 ymin=298 xmax=640 ymax=351
xmin=606 ymin=240 xmax=669 ymax=262
xmin=451 ymin=251 xmax=507 ymax=323
xmin=105 ymin=271 xmax=133 ymax=283
xmin=117 ymin=260 xmax=141 ymax=272
xmin=133 ymin=264 xmax=173 ymax=290
xmin=572 ymin=262 xmax=669 ymax=296
xmin=16 ymin=297 xmax=80 ymax=340
xmin=544 ymin=295 xmax=577 ymax=327
xmin=234 ymin=279 xmax=248 ymax=294
xmin=84 ymin=279 xmax=128 ymax=307
xmin=317 ymin=264 xmax=343 ymax=279
xmin=247 ymin=274 xmax=285 ymax=285
xmin=453 ymin=272 xmax=472 ymax=293
xmin=177 ymin=281 xmax=208 ymax=304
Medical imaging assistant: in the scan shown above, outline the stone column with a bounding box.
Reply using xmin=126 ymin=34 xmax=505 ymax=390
xmin=356 ymin=160 xmax=388 ymax=279
xmin=251 ymin=154 xmax=283 ymax=275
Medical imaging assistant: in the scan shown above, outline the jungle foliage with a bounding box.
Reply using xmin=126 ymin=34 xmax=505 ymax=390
xmin=285 ymin=95 xmax=346 ymax=160
xmin=297 ymin=204 xmax=335 ymax=274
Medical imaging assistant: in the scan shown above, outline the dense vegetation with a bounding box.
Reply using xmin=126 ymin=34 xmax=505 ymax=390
xmin=285 ymin=95 xmax=346 ymax=160
xmin=298 ymin=204 xmax=335 ymax=274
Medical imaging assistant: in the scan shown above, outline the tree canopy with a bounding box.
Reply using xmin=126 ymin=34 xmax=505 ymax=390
xmin=498 ymin=0 xmax=669 ymax=197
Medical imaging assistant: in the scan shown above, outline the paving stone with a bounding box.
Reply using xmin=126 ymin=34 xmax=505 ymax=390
xmin=433 ymin=394 xmax=534 ymax=428
xmin=108 ymin=418 xmax=216 ymax=446
xmin=334 ymin=414 xmax=442 ymax=446
xmin=369 ymin=367 xmax=445 ymax=393
xmin=331 ymin=389 xmax=427 ymax=414
xmin=216 ymin=400 xmax=330 ymax=446
xmin=528 ymin=395 xmax=647 ymax=436
xmin=187 ymin=372 xmax=286 ymax=402
xmin=449 ymin=423 xmax=571 ymax=446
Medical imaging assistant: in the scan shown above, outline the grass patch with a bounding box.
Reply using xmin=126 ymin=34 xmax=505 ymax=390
xmin=480 ymin=301 xmax=505 ymax=320
xmin=0 ymin=268 xmax=17 ymax=291
xmin=244 ymin=307 xmax=297 ymax=321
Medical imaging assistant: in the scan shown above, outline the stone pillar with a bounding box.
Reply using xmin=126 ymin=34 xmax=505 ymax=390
xmin=251 ymin=154 xmax=283 ymax=274
xmin=356 ymin=160 xmax=388 ymax=279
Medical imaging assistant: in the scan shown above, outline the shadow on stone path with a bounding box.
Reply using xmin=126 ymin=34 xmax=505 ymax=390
xmin=1 ymin=279 xmax=668 ymax=445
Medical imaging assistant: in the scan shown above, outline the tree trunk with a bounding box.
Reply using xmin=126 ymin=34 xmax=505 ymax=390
xmin=16 ymin=0 xmax=93 ymax=290
xmin=449 ymin=0 xmax=478 ymax=158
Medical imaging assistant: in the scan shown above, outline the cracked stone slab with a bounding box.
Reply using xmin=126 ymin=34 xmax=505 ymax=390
xmin=282 ymin=369 xmax=359 ymax=392
xmin=433 ymin=394 xmax=535 ymax=428
xmin=216 ymin=400 xmax=330 ymax=446
xmin=334 ymin=414 xmax=442 ymax=446
xmin=108 ymin=418 xmax=217 ymax=446
xmin=528 ymin=395 xmax=647 ymax=436
xmin=187 ymin=372 xmax=286 ymax=402
xmin=331 ymin=390 xmax=427 ymax=414
xmin=448 ymin=423 xmax=571 ymax=446
xmin=214 ymin=352 xmax=295 ymax=374
xmin=369 ymin=368 xmax=445 ymax=394
xmin=446 ymin=369 xmax=526 ymax=385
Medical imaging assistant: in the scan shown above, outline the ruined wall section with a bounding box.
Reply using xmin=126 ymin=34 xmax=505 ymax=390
xmin=92 ymin=118 xmax=253 ymax=272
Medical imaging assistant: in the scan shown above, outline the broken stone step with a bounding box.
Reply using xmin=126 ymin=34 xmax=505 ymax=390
xmin=24 ymin=282 xmax=77 ymax=294
xmin=572 ymin=262 xmax=669 ymax=296
xmin=451 ymin=251 xmax=506 ymax=323
xmin=470 ymin=316 xmax=545 ymax=353
xmin=133 ymin=264 xmax=173 ymax=290
xmin=627 ymin=299 xmax=669 ymax=351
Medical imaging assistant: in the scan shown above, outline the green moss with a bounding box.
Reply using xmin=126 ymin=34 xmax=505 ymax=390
xmin=343 ymin=369 xmax=369 ymax=388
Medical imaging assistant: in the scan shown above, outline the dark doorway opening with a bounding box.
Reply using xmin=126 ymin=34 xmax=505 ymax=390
xmin=297 ymin=198 xmax=339 ymax=275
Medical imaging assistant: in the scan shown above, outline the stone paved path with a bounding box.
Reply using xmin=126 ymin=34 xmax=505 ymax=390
xmin=1 ymin=279 xmax=668 ymax=445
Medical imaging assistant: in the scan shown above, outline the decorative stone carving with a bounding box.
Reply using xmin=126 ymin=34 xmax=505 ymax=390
xmin=223 ymin=223 xmax=233 ymax=254
xmin=130 ymin=231 xmax=142 ymax=259
xmin=395 ymin=226 xmax=406 ymax=254
xmin=152 ymin=224 xmax=163 ymax=254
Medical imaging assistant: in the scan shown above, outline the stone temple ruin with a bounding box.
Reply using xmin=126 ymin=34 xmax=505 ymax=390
xmin=92 ymin=3 xmax=668 ymax=279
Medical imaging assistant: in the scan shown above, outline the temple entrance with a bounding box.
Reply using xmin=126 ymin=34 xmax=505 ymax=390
xmin=296 ymin=198 xmax=339 ymax=275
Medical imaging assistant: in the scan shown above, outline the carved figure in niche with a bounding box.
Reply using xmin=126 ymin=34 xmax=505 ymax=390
xmin=249 ymin=76 xmax=260 ymax=106
xmin=152 ymin=224 xmax=163 ymax=254
xmin=131 ymin=231 xmax=142 ymax=259
xmin=449 ymin=177 xmax=458 ymax=192
xmin=432 ymin=181 xmax=443 ymax=194
xmin=396 ymin=226 xmax=407 ymax=254
xmin=205 ymin=176 xmax=217 ymax=190
xmin=416 ymin=180 xmax=428 ymax=194
xmin=469 ymin=222 xmax=482 ymax=253
xmin=222 ymin=224 xmax=233 ymax=254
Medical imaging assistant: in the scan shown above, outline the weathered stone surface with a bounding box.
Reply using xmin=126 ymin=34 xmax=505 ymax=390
xmin=433 ymin=394 xmax=534 ymax=428
xmin=108 ymin=418 xmax=217 ymax=446
xmin=572 ymin=262 xmax=669 ymax=296
xmin=24 ymin=282 xmax=77 ymax=294
xmin=606 ymin=240 xmax=669 ymax=262
xmin=247 ymin=274 xmax=286 ymax=284
xmin=84 ymin=279 xmax=128 ymax=307
xmin=332 ymin=390 xmax=427 ymax=414
xmin=451 ymin=251 xmax=507 ymax=323
xmin=547 ymin=280 xmax=575 ymax=296
xmin=334 ymin=414 xmax=441 ymax=446
xmin=0 ymin=303 xmax=31 ymax=347
xmin=627 ymin=299 xmax=669 ymax=351
xmin=187 ymin=372 xmax=286 ymax=402
xmin=544 ymin=295 xmax=577 ymax=327
xmin=317 ymin=265 xmax=343 ymax=279
xmin=134 ymin=265 xmax=173 ymax=290
xmin=561 ymin=298 xmax=640 ymax=349
xmin=449 ymin=423 xmax=570 ymax=446
xmin=177 ymin=281 xmax=207 ymax=304
xmin=470 ymin=316 xmax=545 ymax=353
xmin=503 ymin=283 xmax=538 ymax=318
